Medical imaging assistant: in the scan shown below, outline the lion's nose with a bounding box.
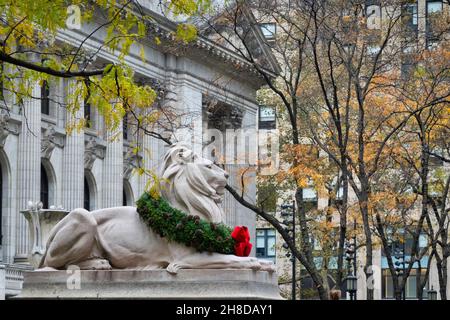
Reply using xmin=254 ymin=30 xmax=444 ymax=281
xmin=224 ymin=172 xmax=229 ymax=179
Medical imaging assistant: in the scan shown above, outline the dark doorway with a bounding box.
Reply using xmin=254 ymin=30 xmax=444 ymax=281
xmin=84 ymin=177 xmax=90 ymax=211
xmin=40 ymin=164 xmax=49 ymax=209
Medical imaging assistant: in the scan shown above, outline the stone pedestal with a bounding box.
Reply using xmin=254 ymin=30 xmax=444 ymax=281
xmin=20 ymin=204 xmax=69 ymax=268
xmin=16 ymin=269 xmax=282 ymax=299
xmin=0 ymin=265 xmax=5 ymax=300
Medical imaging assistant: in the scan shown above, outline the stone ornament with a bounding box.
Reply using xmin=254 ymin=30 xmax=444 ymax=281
xmin=20 ymin=201 xmax=69 ymax=268
xmin=41 ymin=127 xmax=64 ymax=160
xmin=38 ymin=143 xmax=275 ymax=274
xmin=84 ymin=137 xmax=105 ymax=170
xmin=0 ymin=111 xmax=20 ymax=147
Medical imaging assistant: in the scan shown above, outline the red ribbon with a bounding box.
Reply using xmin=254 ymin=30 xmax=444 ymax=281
xmin=231 ymin=226 xmax=252 ymax=257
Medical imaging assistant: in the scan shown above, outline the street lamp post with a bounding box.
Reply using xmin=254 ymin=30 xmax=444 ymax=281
xmin=345 ymin=274 xmax=357 ymax=300
xmin=428 ymin=286 xmax=438 ymax=300
xmin=344 ymin=238 xmax=357 ymax=300
xmin=281 ymin=202 xmax=296 ymax=300
xmin=393 ymin=235 xmax=408 ymax=300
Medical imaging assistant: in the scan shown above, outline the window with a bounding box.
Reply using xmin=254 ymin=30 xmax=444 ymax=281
xmin=84 ymin=79 xmax=92 ymax=128
xmin=335 ymin=186 xmax=345 ymax=207
xmin=258 ymin=105 xmax=276 ymax=130
xmin=84 ymin=177 xmax=90 ymax=211
xmin=256 ymin=229 xmax=276 ymax=261
xmin=366 ymin=5 xmax=381 ymax=30
xmin=427 ymin=1 xmax=442 ymax=14
xmin=382 ymin=269 xmax=429 ymax=299
xmin=123 ymin=188 xmax=127 ymax=206
xmin=0 ymin=62 xmax=4 ymax=101
xmin=367 ymin=45 xmax=381 ymax=56
xmin=403 ymin=2 xmax=418 ymax=31
xmin=426 ymin=1 xmax=443 ymax=47
xmin=123 ymin=111 xmax=129 ymax=140
xmin=260 ymin=23 xmax=276 ymax=40
xmin=41 ymin=80 xmax=50 ymax=115
xmin=303 ymin=187 xmax=318 ymax=212
xmin=40 ymin=164 xmax=49 ymax=209
xmin=382 ymin=232 xmax=428 ymax=257
xmin=401 ymin=62 xmax=415 ymax=79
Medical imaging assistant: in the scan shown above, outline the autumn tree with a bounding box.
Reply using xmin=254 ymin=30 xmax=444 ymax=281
xmin=0 ymin=0 xmax=210 ymax=137
xmin=198 ymin=0 xmax=449 ymax=300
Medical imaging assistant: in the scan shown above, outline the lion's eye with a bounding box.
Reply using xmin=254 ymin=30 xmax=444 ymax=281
xmin=206 ymin=164 xmax=212 ymax=169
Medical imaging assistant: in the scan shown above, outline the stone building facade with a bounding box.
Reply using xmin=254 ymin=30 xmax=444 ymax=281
xmin=0 ymin=2 xmax=277 ymax=298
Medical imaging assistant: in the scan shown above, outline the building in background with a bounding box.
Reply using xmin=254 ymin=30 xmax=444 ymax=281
xmin=255 ymin=0 xmax=449 ymax=300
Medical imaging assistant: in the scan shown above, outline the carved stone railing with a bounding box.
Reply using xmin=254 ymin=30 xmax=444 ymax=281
xmin=0 ymin=263 xmax=33 ymax=298
xmin=20 ymin=201 xmax=69 ymax=268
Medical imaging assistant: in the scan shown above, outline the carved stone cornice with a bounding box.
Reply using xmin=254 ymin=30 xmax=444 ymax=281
xmin=84 ymin=136 xmax=106 ymax=170
xmin=0 ymin=110 xmax=21 ymax=147
xmin=41 ymin=126 xmax=65 ymax=160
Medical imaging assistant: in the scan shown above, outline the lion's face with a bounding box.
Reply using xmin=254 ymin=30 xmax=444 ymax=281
xmin=160 ymin=144 xmax=229 ymax=223
xmin=194 ymin=157 xmax=228 ymax=197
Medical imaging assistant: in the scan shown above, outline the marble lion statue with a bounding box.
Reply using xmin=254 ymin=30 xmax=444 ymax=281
xmin=38 ymin=143 xmax=275 ymax=273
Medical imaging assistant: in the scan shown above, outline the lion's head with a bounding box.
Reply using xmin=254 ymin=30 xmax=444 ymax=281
xmin=159 ymin=144 xmax=229 ymax=223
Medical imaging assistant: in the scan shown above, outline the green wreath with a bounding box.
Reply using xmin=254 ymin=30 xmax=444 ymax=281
xmin=136 ymin=192 xmax=235 ymax=254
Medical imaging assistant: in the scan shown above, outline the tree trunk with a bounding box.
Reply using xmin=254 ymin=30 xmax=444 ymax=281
xmin=336 ymin=171 xmax=349 ymax=292
xmin=360 ymin=189 xmax=374 ymax=300
xmin=439 ymin=259 xmax=448 ymax=300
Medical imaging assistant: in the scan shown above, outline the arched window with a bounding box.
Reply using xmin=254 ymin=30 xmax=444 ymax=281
xmin=41 ymin=80 xmax=50 ymax=115
xmin=123 ymin=180 xmax=134 ymax=206
xmin=123 ymin=188 xmax=127 ymax=206
xmin=40 ymin=164 xmax=49 ymax=209
xmin=84 ymin=177 xmax=90 ymax=211
xmin=84 ymin=79 xmax=92 ymax=128
xmin=123 ymin=111 xmax=129 ymax=140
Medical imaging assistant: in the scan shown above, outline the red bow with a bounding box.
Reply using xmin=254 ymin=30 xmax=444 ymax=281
xmin=231 ymin=226 xmax=252 ymax=257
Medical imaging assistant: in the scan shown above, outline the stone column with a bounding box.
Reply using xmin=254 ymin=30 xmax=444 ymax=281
xmin=233 ymin=109 xmax=257 ymax=254
xmin=102 ymin=125 xmax=123 ymax=207
xmin=175 ymin=82 xmax=203 ymax=155
xmin=223 ymin=164 xmax=237 ymax=227
xmin=140 ymin=133 xmax=162 ymax=196
xmin=61 ymin=80 xmax=84 ymax=210
xmin=16 ymin=82 xmax=41 ymax=261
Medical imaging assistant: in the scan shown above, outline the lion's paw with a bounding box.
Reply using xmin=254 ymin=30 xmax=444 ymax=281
xmin=258 ymin=260 xmax=276 ymax=273
xmin=77 ymin=258 xmax=112 ymax=270
xmin=246 ymin=258 xmax=262 ymax=271
xmin=35 ymin=266 xmax=58 ymax=271
xmin=166 ymin=262 xmax=182 ymax=274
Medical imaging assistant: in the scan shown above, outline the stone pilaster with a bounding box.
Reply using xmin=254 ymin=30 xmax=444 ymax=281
xmin=61 ymin=80 xmax=84 ymax=210
xmin=141 ymin=133 xmax=161 ymax=196
xmin=175 ymin=83 xmax=203 ymax=155
xmin=102 ymin=126 xmax=123 ymax=207
xmin=222 ymin=164 xmax=237 ymax=227
xmin=16 ymin=82 xmax=41 ymax=260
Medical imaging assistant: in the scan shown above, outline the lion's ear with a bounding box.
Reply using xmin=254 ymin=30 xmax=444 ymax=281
xmin=175 ymin=152 xmax=186 ymax=165
xmin=176 ymin=149 xmax=197 ymax=164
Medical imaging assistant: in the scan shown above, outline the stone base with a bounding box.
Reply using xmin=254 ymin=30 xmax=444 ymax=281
xmin=16 ymin=269 xmax=282 ymax=299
